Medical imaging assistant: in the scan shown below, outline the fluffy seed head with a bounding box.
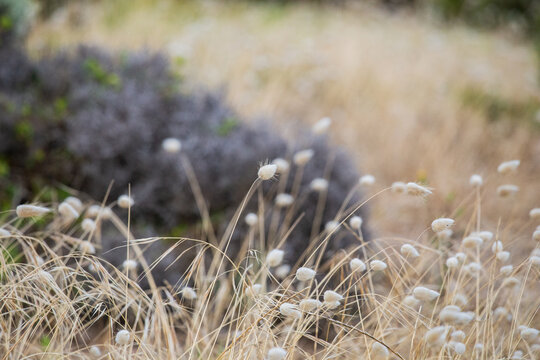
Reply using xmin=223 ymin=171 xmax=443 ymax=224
xmin=491 ymin=241 xmax=503 ymax=253
xmin=371 ymin=342 xmax=389 ymax=359
xmin=79 ymin=241 xmax=96 ymax=255
xmin=406 ymin=182 xmax=432 ymax=196
xmin=451 ymin=330 xmax=466 ymax=341
xmin=115 ymin=330 xmax=131 ymax=345
xmin=530 ymin=256 xmax=540 ymax=266
xmin=275 ymin=193 xmax=294 ymax=207
xmin=359 ymin=174 xmax=375 ymax=186
xmin=312 ymin=117 xmax=331 ymax=134
xmin=272 ymin=158 xmax=290 ymax=173
xmin=413 ymin=286 xmax=440 ymax=301
xmin=267 ymin=347 xmax=287 ymax=360
xmin=497 ymin=160 xmax=520 ymax=174
xmin=325 ymin=220 xmax=340 ymax=233
xmin=533 ymin=230 xmax=540 ymax=242
xmin=370 ymin=260 xmax=387 ymax=271
xmin=293 ymin=149 xmax=314 ymax=166
xmin=162 ymin=137 xmax=181 ymax=153
xmin=462 ymin=236 xmax=483 ymax=248
xmin=446 ymin=257 xmax=459 ymax=268
xmin=424 ymin=326 xmax=449 ymax=347
xmin=520 ymin=327 xmax=539 ymax=343
xmin=117 ymin=195 xmax=134 ymax=209
xmin=431 ymin=218 xmax=455 ymax=233
xmin=401 ymin=244 xmax=420 ymax=258
xmin=349 ymin=216 xmax=362 ymax=230
xmin=455 ymin=252 xmax=466 ymax=262
xmin=244 ymin=213 xmax=258 ymax=227
xmin=279 ymin=303 xmax=301 ymax=319
xmin=453 ymin=293 xmax=468 ymax=306
xmin=310 ymin=178 xmax=328 ymax=192
xmin=477 ymin=231 xmax=494 ymax=241
xmin=299 ymin=299 xmax=322 ymax=312
xmin=122 ymin=259 xmax=138 ymax=271
xmin=391 ymin=181 xmax=406 ymax=193
xmin=497 ymin=251 xmax=510 ymax=262
xmin=248 ymin=284 xmax=262 ymax=295
xmin=500 ymin=265 xmax=513 ymax=276
xmin=350 ymin=258 xmax=366 ymax=272
xmin=324 ymin=290 xmax=343 ymax=303
xmin=16 ymin=204 xmax=51 ymax=218
xmin=469 ymin=174 xmax=483 ymax=187
xmin=89 ymin=346 xmax=101 ymax=357
xmin=451 ymin=342 xmax=466 ymax=355
xmin=59 ymin=202 xmax=80 ymax=220
xmin=529 ymin=208 xmax=540 ymax=219
xmin=64 ymin=196 xmax=83 ymax=212
xmin=275 ymin=264 xmax=291 ymax=279
xmin=497 ymin=184 xmax=519 ymax=197
xmin=295 ymin=267 xmax=316 ymax=281
xmin=465 ymin=262 xmax=482 ymax=276
xmin=437 ymin=229 xmax=453 ymax=240
xmin=258 ymin=164 xmax=277 ymax=180
xmin=181 ymin=287 xmax=197 ymax=300
xmin=403 ymin=295 xmax=420 ymax=308
xmin=266 ymin=249 xmax=284 ymax=267
xmin=81 ymin=218 xmax=96 ymax=232
xmin=0 ymin=228 xmax=10 ymax=237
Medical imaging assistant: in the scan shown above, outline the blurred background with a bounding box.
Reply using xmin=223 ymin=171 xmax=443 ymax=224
xmin=8 ymin=0 xmax=540 ymax=237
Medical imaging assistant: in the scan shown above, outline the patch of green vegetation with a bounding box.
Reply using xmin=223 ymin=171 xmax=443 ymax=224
xmin=53 ymin=97 xmax=67 ymax=116
xmin=0 ymin=14 xmax=12 ymax=30
xmin=39 ymin=334 xmax=51 ymax=350
xmin=84 ymin=59 xmax=121 ymax=88
xmin=216 ymin=117 xmax=239 ymax=136
xmin=1 ymin=241 xmax=22 ymax=265
xmin=14 ymin=120 xmax=33 ymax=141
xmin=0 ymin=157 xmax=9 ymax=177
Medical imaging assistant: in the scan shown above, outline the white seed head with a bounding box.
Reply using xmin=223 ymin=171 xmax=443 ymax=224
xmin=16 ymin=204 xmax=51 ymax=218
xmin=0 ymin=228 xmax=10 ymax=237
xmin=533 ymin=230 xmax=540 ymax=242
xmin=451 ymin=342 xmax=466 ymax=355
xmin=455 ymin=252 xmax=466 ymax=262
xmin=359 ymin=174 xmax=375 ymax=186
xmin=248 ymin=284 xmax=262 ymax=295
xmin=122 ymin=259 xmax=138 ymax=271
xmin=86 ymin=205 xmax=101 ymax=218
xmin=64 ymin=196 xmax=83 ymax=212
xmin=464 ymin=262 xmax=482 ymax=276
xmin=446 ymin=257 xmax=459 ymax=268
xmin=181 ymin=286 xmax=197 ymax=300
xmin=497 ymin=251 xmax=510 ymax=262
xmin=512 ymin=350 xmax=523 ymax=359
xmin=299 ymin=298 xmax=322 ymax=312
xmin=413 ymin=286 xmax=440 ymax=301
xmin=406 ymin=182 xmax=432 ymax=196
xmin=474 ymin=343 xmax=484 ymax=353
xmin=79 ymin=241 xmax=96 ymax=255
xmin=293 ymin=149 xmax=314 ymax=166
xmin=89 ymin=345 xmax=101 ymax=357
xmin=350 ymin=258 xmax=366 ymax=272
xmin=453 ymin=293 xmax=468 ymax=307
xmin=275 ymin=193 xmax=294 ymax=207
xmin=275 ymin=264 xmax=291 ymax=279
xmin=530 ymin=255 xmax=540 ymax=266
xmin=295 ymin=267 xmax=316 ymax=281
xmin=431 ymin=218 xmax=455 ymax=233
xmin=403 ymin=295 xmax=420 ymax=308
xmin=325 ymin=220 xmax=340 ymax=233
xmin=279 ymin=303 xmax=301 ymax=319
xmin=267 ymin=347 xmax=287 ymax=360
xmin=371 ymin=342 xmax=389 ymax=359
xmin=424 ymin=326 xmax=449 ymax=347
xmin=520 ymin=327 xmax=539 ymax=343
xmin=391 ymin=181 xmax=407 ymax=193
xmin=476 ymin=231 xmax=494 ymax=242
xmin=532 ymin=248 xmax=540 ymax=257
xmin=440 ymin=306 xmax=474 ymax=325
xmin=115 ymin=330 xmax=131 ymax=345
xmin=370 ymin=260 xmax=387 ymax=271
xmin=491 ymin=240 xmax=503 ymax=253
xmin=258 ymin=164 xmax=277 ymax=180
xmin=450 ymin=330 xmax=465 ymax=341
xmin=437 ymin=229 xmax=453 ymax=240
xmin=502 ymin=276 xmax=520 ymax=287
xmin=529 ymin=208 xmax=540 ymax=219
xmin=272 ymin=158 xmax=290 ymax=173
xmin=81 ymin=218 xmax=96 ymax=232
xmin=493 ymin=307 xmax=510 ymax=320
xmin=59 ymin=202 xmax=80 ymax=219
xmin=312 ymin=117 xmax=331 ymax=134
xmin=462 ymin=236 xmax=483 ymax=248
xmin=325 ymin=300 xmax=341 ymax=309
xmin=36 ymin=270 xmax=55 ymax=283
xmin=310 ymin=178 xmax=328 ymax=192
xmin=266 ymin=249 xmax=285 ymax=267
xmin=349 ymin=216 xmax=363 ymax=230
xmin=497 ymin=160 xmax=520 ymax=174
xmin=401 ymin=244 xmax=419 ymax=258
xmin=497 ymin=184 xmax=519 ymax=197
xmin=469 ymin=174 xmax=483 ymax=187
xmin=500 ymin=265 xmax=513 ymax=276
xmin=117 ymin=195 xmax=134 ymax=209
xmin=162 ymin=137 xmax=181 ymax=153
xmin=244 ymin=213 xmax=258 ymax=227
xmin=323 ymin=290 xmax=343 ymax=303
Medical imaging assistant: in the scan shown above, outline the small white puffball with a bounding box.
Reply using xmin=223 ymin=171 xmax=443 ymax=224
xmin=437 ymin=229 xmax=453 ymax=240
xmin=117 ymin=195 xmax=134 ymax=209
xmin=244 ymin=213 xmax=258 ymax=227
xmin=497 ymin=160 xmax=520 ymax=174
xmin=272 ymin=158 xmax=290 ymax=173
xmin=349 ymin=216 xmax=363 ymax=230
xmin=325 ymin=220 xmax=340 ymax=233
xmin=89 ymin=345 xmax=101 ymax=357
xmin=0 ymin=228 xmax=10 ymax=237
xmin=371 ymin=342 xmax=389 ymax=359
xmin=325 ymin=300 xmax=341 ymax=310
xmin=279 ymin=303 xmax=301 ymax=319
xmin=493 ymin=307 xmax=510 ymax=320
xmin=491 ymin=240 xmax=504 ymax=253
xmin=79 ymin=241 xmax=96 ymax=255
xmin=323 ymin=290 xmax=343 ymax=303
xmin=469 ymin=174 xmax=483 ymax=187
xmin=530 ymin=255 xmax=540 ymax=266
xmin=446 ymin=257 xmax=459 ymax=268
xmin=391 ymin=181 xmax=406 ymax=193
xmin=370 ymin=260 xmax=387 ymax=271
xmin=497 ymin=184 xmax=519 ymax=197
xmin=59 ymin=201 xmax=79 ymax=219
xmin=248 ymin=284 xmax=262 ymax=295
xmin=462 ymin=235 xmax=483 ymax=248
xmin=532 ymin=344 xmax=540 ymax=353
xmin=451 ymin=330 xmax=466 ymax=341
xmin=86 ymin=205 xmax=101 ymax=218
xmin=501 ymin=276 xmax=520 ymax=288
xmin=424 ymin=326 xmax=449 ymax=347
xmin=310 ymin=178 xmax=328 ymax=192
xmin=162 ymin=137 xmax=181 ymax=153
xmin=500 ymin=265 xmax=513 ymax=276
xmin=403 ymin=295 xmax=420 ymax=308
xmin=455 ymin=252 xmax=466 ymax=262
xmin=413 ymin=286 xmax=440 ymax=301
xmin=439 ymin=306 xmax=474 ymax=325
xmin=451 ymin=342 xmax=466 ymax=355
xmin=406 ymin=182 xmax=432 ymax=196
xmin=474 ymin=343 xmax=484 ymax=353
xmin=529 ymin=208 xmax=540 ymax=218
xmin=520 ymin=327 xmax=539 ymax=342
xmin=181 ymin=286 xmax=197 ymax=300
xmin=512 ymin=350 xmax=523 ymax=359
xmin=359 ymin=174 xmax=375 ymax=186
xmin=293 ymin=149 xmax=314 ymax=166
xmin=115 ymin=330 xmax=131 ymax=345
xmin=299 ymin=299 xmax=322 ymax=312
xmin=16 ymin=204 xmax=51 ymax=218
xmin=81 ymin=218 xmax=96 ymax=232
xmin=533 ymin=230 xmax=540 ymax=242
xmin=453 ymin=293 xmax=468 ymax=307
xmin=275 ymin=264 xmax=291 ymax=279
xmin=431 ymin=218 xmax=455 ymax=233
xmin=258 ymin=164 xmax=277 ymax=180
xmin=295 ymin=267 xmax=316 ymax=281
xmin=122 ymin=259 xmax=138 ymax=271
xmin=275 ymin=193 xmax=294 ymax=207
xmin=267 ymin=347 xmax=287 ymax=360
xmin=266 ymin=249 xmax=284 ymax=267
xmin=464 ymin=262 xmax=482 ymax=277
xmin=312 ymin=117 xmax=331 ymax=134
xmin=350 ymin=258 xmax=366 ymax=272
xmin=64 ymin=196 xmax=83 ymax=212
xmin=476 ymin=230 xmax=494 ymax=242
xmin=497 ymin=251 xmax=511 ymax=262
xmin=401 ymin=244 xmax=420 ymax=258
xmin=532 ymin=248 xmax=540 ymax=257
